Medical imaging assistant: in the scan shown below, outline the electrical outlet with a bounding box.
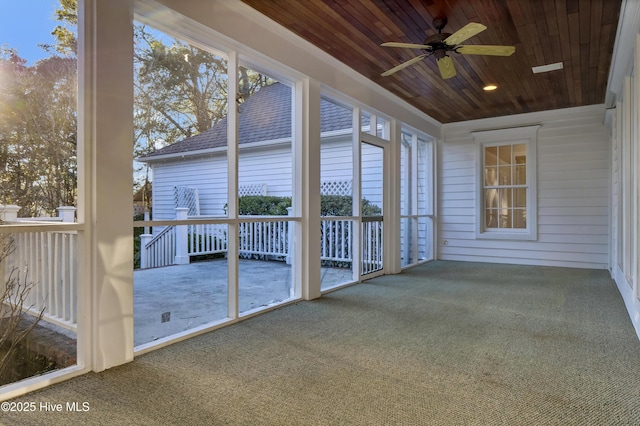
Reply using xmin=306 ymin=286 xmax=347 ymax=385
xmin=161 ymin=312 xmax=170 ymax=323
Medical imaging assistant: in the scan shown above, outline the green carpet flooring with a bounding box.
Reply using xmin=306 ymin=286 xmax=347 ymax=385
xmin=3 ymin=261 xmax=640 ymax=425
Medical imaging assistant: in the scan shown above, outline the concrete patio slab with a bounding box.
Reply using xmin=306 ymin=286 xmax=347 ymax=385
xmin=133 ymin=258 xmax=354 ymax=346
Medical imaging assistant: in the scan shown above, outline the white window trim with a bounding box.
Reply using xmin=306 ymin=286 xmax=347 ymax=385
xmin=473 ymin=125 xmax=539 ymax=241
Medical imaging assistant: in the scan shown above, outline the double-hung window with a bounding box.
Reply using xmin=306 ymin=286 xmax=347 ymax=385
xmin=473 ymin=126 xmax=539 ymax=240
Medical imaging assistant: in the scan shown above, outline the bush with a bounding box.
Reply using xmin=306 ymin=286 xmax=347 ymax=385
xmin=0 ymin=230 xmax=45 ymax=385
xmin=320 ymin=195 xmax=381 ymax=216
xmin=239 ymin=196 xmax=291 ymax=215
xmin=133 ymin=213 xmax=145 ymax=269
xmin=238 ymin=195 xmax=382 ymax=216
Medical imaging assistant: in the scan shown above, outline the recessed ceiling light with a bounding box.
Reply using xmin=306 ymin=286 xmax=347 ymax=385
xmin=483 ymin=84 xmax=498 ymax=91
xmin=532 ymin=62 xmax=564 ymax=74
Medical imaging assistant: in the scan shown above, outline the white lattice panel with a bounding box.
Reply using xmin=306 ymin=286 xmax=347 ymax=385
xmin=174 ymin=186 xmax=200 ymax=216
xmin=320 ymin=179 xmax=352 ymax=196
xmin=239 ymin=183 xmax=267 ymax=196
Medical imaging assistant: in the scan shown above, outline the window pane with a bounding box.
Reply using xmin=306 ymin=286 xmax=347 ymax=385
xmin=500 ymin=209 xmax=512 ymax=228
xmin=238 ymin=220 xmax=293 ymax=316
xmin=400 ymin=217 xmax=413 ymax=267
xmin=376 ymin=116 xmax=390 ymax=140
xmin=237 ymin=68 xmax=293 ymax=315
xmin=514 ymin=144 xmax=527 ymax=163
xmin=417 ymin=138 xmax=431 ymax=215
xmin=1 ymin=231 xmax=77 ymax=386
xmin=133 ymin=24 xmax=231 ymax=345
xmin=515 ymin=165 xmax=526 ymax=185
xmin=361 ymin=110 xmax=371 ymax=133
xmin=499 ymin=188 xmax=512 ymax=208
xmin=321 ymin=219 xmax=355 ymax=290
xmin=514 ymin=209 xmax=527 ymax=228
xmin=418 ymin=216 xmax=432 ymax=261
xmin=485 ymin=208 xmax=498 ymax=228
xmin=514 ymin=188 xmax=527 ymax=208
xmin=0 ymin=1 xmax=79 ymax=387
xmin=485 ymin=146 xmax=497 ymax=166
xmin=400 ymin=135 xmax=411 ymax=216
xmin=485 ymin=167 xmax=498 ymax=186
xmin=498 ymin=145 xmax=512 ymax=165
xmin=321 ymin=96 xmax=354 ymax=289
xmin=485 ymin=189 xmax=498 ymax=209
xmin=362 ymin=142 xmax=383 ymax=217
xmin=498 ymin=165 xmax=512 ymax=185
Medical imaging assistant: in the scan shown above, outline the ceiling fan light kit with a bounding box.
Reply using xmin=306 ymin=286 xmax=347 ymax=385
xmin=381 ymin=18 xmax=515 ymax=80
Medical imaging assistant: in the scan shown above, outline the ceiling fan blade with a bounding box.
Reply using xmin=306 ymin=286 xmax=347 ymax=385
xmin=381 ymin=54 xmax=429 ymax=76
xmin=444 ymin=22 xmax=487 ymax=46
xmin=456 ymin=45 xmax=516 ymax=56
xmin=381 ymin=42 xmax=433 ymax=50
xmin=437 ymin=55 xmax=456 ymax=79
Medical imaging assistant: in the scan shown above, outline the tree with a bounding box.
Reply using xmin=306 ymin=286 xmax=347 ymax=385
xmin=1 ymin=0 xmax=274 ymax=216
xmin=132 ymin=26 xmax=272 ymax=206
xmin=0 ymin=50 xmax=77 ymax=216
xmin=49 ymin=0 xmax=77 ymax=57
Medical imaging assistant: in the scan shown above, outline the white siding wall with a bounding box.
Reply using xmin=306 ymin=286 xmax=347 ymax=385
xmin=151 ymin=145 xmax=292 ymax=221
xmin=238 ymin=144 xmax=293 ymax=198
xmin=152 ymin=156 xmax=228 ymax=221
xmin=320 ymin=137 xmax=353 ymax=196
xmin=439 ymin=105 xmax=610 ymax=269
xmin=151 ymin=137 xmax=384 ymax=222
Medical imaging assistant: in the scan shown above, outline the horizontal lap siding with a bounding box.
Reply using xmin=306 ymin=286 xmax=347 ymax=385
xmin=439 ymin=105 xmax=610 ymax=269
xmin=152 ymin=157 xmax=228 ymax=221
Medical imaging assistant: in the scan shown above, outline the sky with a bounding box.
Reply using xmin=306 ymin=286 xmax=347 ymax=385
xmin=0 ymin=1 xmax=61 ymax=65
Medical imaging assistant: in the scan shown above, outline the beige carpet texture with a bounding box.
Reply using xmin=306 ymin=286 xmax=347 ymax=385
xmin=3 ymin=261 xmax=640 ymax=425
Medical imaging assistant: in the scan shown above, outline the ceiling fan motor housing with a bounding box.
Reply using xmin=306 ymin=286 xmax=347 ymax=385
xmin=424 ymin=33 xmax=454 ymax=54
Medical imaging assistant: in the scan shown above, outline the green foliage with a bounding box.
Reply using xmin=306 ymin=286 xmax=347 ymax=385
xmin=361 ymin=198 xmax=382 ymax=216
xmin=0 ymin=51 xmax=77 ymax=216
xmin=50 ymin=0 xmax=77 ymax=56
xmin=321 ymin=195 xmax=381 ymax=216
xmin=133 ymin=214 xmax=145 ymax=269
xmin=238 ymin=195 xmax=381 ymax=216
xmin=239 ymin=196 xmax=291 ymax=215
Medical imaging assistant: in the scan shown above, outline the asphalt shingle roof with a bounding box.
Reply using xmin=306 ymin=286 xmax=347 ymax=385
xmin=140 ymin=82 xmax=355 ymax=161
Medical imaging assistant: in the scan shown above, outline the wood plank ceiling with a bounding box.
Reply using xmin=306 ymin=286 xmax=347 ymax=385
xmin=240 ymin=0 xmax=621 ymax=123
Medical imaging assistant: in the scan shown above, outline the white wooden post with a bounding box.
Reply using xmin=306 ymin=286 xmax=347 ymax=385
xmin=144 ymin=211 xmax=150 ymax=234
xmin=139 ymin=234 xmax=152 ymax=269
xmin=0 ymin=204 xmax=20 ymax=222
xmin=175 ymin=207 xmax=190 ymax=265
xmin=286 ymin=207 xmax=293 ymax=264
xmin=57 ymin=206 xmax=77 ymax=222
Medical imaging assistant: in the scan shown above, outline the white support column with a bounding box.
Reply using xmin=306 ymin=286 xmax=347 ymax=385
xmin=297 ymin=78 xmax=321 ymax=300
xmin=227 ymin=50 xmax=239 ymax=319
xmin=84 ymin=0 xmax=134 ymax=371
xmin=352 ymin=107 xmax=362 ymax=282
xmin=385 ymin=120 xmax=402 ymax=274
xmin=174 ymin=207 xmax=190 ymax=265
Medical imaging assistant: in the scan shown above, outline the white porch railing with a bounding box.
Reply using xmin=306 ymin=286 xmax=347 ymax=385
xmin=187 ymin=223 xmax=228 ymax=256
xmin=361 ymin=218 xmax=383 ymax=275
xmin=238 ymin=221 xmax=289 ymax=259
xmin=139 ymin=209 xmax=359 ymax=269
xmin=140 ymin=225 xmax=177 ymax=269
xmin=321 ymin=219 xmax=352 ymax=263
xmin=1 ymin=205 xmax=78 ymax=330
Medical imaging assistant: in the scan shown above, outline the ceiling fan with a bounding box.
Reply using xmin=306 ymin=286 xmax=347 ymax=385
xmin=380 ymin=18 xmax=515 ymax=79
